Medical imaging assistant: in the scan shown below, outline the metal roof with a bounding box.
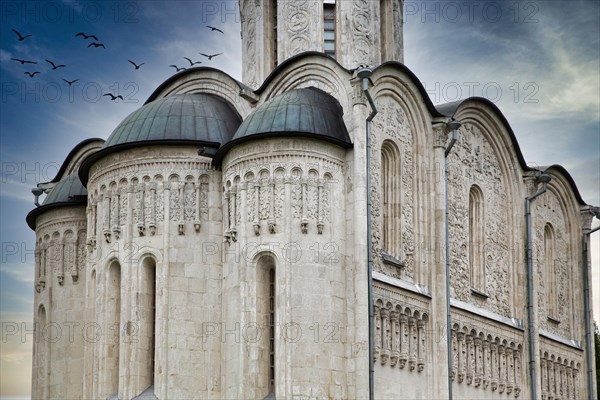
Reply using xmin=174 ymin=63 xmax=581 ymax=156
xmin=213 ymin=87 xmax=351 ymax=164
xmin=26 ymin=173 xmax=87 ymax=230
xmin=79 ymin=93 xmax=242 ymax=185
xmin=105 ymin=93 xmax=241 ymax=148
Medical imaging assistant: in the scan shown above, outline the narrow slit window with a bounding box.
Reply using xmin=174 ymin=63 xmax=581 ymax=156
xmin=324 ymin=1 xmax=336 ymax=58
xmin=469 ymin=185 xmax=485 ymax=293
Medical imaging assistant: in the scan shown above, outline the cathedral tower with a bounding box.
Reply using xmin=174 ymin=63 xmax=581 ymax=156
xmin=240 ymin=0 xmax=404 ymax=86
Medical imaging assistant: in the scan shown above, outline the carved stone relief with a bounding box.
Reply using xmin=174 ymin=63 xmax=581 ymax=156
xmin=371 ymin=96 xmax=416 ymax=282
xmin=446 ymin=122 xmax=512 ymax=317
xmin=534 ymin=190 xmax=573 ymax=339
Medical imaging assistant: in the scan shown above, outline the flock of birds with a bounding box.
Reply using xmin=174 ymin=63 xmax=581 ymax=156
xmin=9 ymin=26 xmax=226 ymax=102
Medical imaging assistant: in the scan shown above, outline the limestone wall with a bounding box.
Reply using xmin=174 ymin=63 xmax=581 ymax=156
xmin=32 ymin=207 xmax=87 ymax=400
xmin=85 ymin=146 xmax=223 ymax=399
xmin=221 ymin=138 xmax=349 ymax=399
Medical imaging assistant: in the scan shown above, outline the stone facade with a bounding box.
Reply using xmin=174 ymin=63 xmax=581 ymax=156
xmin=27 ymin=1 xmax=596 ymax=399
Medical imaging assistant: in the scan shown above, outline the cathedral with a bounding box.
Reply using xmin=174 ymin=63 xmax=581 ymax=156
xmin=26 ymin=1 xmax=598 ymax=399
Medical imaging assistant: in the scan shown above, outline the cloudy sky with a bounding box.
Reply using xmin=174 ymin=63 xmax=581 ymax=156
xmin=1 ymin=0 xmax=598 ymax=398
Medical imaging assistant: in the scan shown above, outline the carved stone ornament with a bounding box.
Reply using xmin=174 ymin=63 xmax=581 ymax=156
xmin=35 ymin=280 xmax=45 ymax=293
xmin=317 ymin=222 xmax=324 ymax=235
xmin=112 ymin=227 xmax=121 ymax=240
xmin=253 ymin=221 xmax=260 ymax=236
xmin=57 ymin=274 xmax=64 ymax=286
xmin=301 ymin=219 xmax=308 ymax=234
xmin=268 ymin=219 xmax=276 ymax=234
xmin=137 ymin=223 xmax=146 ymax=237
xmin=230 ymin=228 xmax=237 ymax=242
xmin=86 ymin=237 xmax=96 ymax=252
xmin=224 ymin=229 xmax=232 ymax=245
xmin=193 ymin=220 xmax=201 ymax=233
xmin=103 ymin=229 xmax=111 ymax=243
xmin=148 ymin=221 xmax=156 ymax=236
xmin=178 ymin=222 xmax=185 ymax=236
xmin=71 ymin=269 xmax=78 ymax=283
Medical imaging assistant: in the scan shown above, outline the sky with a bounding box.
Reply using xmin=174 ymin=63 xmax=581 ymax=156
xmin=0 ymin=0 xmax=598 ymax=398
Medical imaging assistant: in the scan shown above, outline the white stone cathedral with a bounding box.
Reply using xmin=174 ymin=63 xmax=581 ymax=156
xmin=27 ymin=1 xmax=598 ymax=399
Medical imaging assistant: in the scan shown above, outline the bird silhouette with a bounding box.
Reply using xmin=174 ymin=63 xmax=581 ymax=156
xmin=184 ymin=57 xmax=202 ymax=66
xmin=75 ymin=32 xmax=99 ymax=41
xmin=128 ymin=60 xmax=145 ymax=70
xmin=169 ymin=65 xmax=186 ymax=72
xmin=103 ymin=93 xmax=124 ymax=101
xmin=24 ymin=71 xmax=40 ymax=78
xmin=87 ymin=42 xmax=106 ymax=48
xmin=206 ymin=26 xmax=224 ymax=34
xmin=12 ymin=29 xmax=32 ymax=41
xmin=200 ymin=52 xmax=223 ymax=60
xmin=46 ymin=59 xmax=66 ymax=69
xmin=62 ymin=79 xmax=79 ymax=86
xmin=11 ymin=58 xmax=37 ymax=65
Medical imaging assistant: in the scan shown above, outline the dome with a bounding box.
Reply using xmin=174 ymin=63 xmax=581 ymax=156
xmin=26 ymin=173 xmax=87 ymax=230
xmin=213 ymin=87 xmax=351 ymax=163
xmin=79 ymin=93 xmax=242 ymax=184
xmin=105 ymin=93 xmax=241 ymax=148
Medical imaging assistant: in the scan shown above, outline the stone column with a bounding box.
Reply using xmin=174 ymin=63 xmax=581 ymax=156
xmin=390 ymin=311 xmax=399 ymax=367
xmin=432 ymin=123 xmax=451 ymax=397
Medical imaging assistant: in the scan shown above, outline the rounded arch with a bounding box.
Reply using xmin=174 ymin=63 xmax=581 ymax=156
xmin=146 ymin=67 xmax=253 ymax=118
xmin=255 ymin=53 xmax=353 ymax=115
xmin=133 ymin=247 xmax=164 ymax=265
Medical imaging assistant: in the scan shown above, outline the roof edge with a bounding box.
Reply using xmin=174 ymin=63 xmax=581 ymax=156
xmin=372 ymin=61 xmax=445 ymax=119
xmin=47 ymin=138 xmax=105 ymax=183
xmin=26 ymin=200 xmax=87 ymax=231
xmin=437 ymin=97 xmax=588 ymax=206
xmin=145 ymin=67 xmax=250 ymax=104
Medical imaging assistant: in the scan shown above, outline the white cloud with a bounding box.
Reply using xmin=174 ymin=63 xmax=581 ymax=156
xmin=0 ymin=179 xmax=36 ymax=202
xmin=0 ymin=263 xmax=34 ymax=285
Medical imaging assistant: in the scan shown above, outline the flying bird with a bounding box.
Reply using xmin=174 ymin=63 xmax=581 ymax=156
xmin=128 ymin=60 xmax=145 ymax=70
xmin=184 ymin=57 xmax=202 ymax=66
xmin=11 ymin=58 xmax=37 ymax=65
xmin=24 ymin=71 xmax=40 ymax=78
xmin=62 ymin=79 xmax=79 ymax=86
xmin=75 ymin=32 xmax=99 ymax=41
xmin=103 ymin=93 xmax=124 ymax=101
xmin=12 ymin=29 xmax=32 ymax=41
xmin=169 ymin=65 xmax=186 ymax=72
xmin=46 ymin=59 xmax=66 ymax=69
xmin=87 ymin=42 xmax=106 ymax=48
xmin=206 ymin=26 xmax=224 ymax=34
xmin=200 ymin=52 xmax=223 ymax=60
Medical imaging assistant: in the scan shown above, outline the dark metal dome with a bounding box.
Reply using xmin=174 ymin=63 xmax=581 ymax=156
xmin=213 ymin=87 xmax=351 ymax=163
xmin=26 ymin=173 xmax=87 ymax=230
xmin=105 ymin=93 xmax=241 ymax=147
xmin=79 ymin=93 xmax=242 ymax=184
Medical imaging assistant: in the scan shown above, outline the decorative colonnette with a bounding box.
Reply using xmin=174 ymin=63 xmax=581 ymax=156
xmin=450 ymin=320 xmax=523 ymax=398
xmin=540 ymin=344 xmax=583 ymax=400
xmin=35 ymin=217 xmax=87 ymax=292
xmin=221 ymin=142 xmax=343 ymax=240
xmin=86 ymin=159 xmax=215 ymax=250
xmin=222 ymin=167 xmax=332 ymax=239
xmin=372 ymin=282 xmax=430 ymax=374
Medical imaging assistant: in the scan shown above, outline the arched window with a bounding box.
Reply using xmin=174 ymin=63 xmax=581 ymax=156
xmin=381 ymin=140 xmax=401 ymax=257
xmin=107 ymin=260 xmax=121 ymax=398
xmin=256 ymin=254 xmax=276 ymax=397
xmin=89 ymin=270 xmax=98 ymax=396
xmin=34 ymin=305 xmax=47 ymax=399
xmin=469 ymin=185 xmax=485 ymax=293
xmin=141 ymin=257 xmax=157 ymax=390
xmin=544 ymin=224 xmax=557 ymax=317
